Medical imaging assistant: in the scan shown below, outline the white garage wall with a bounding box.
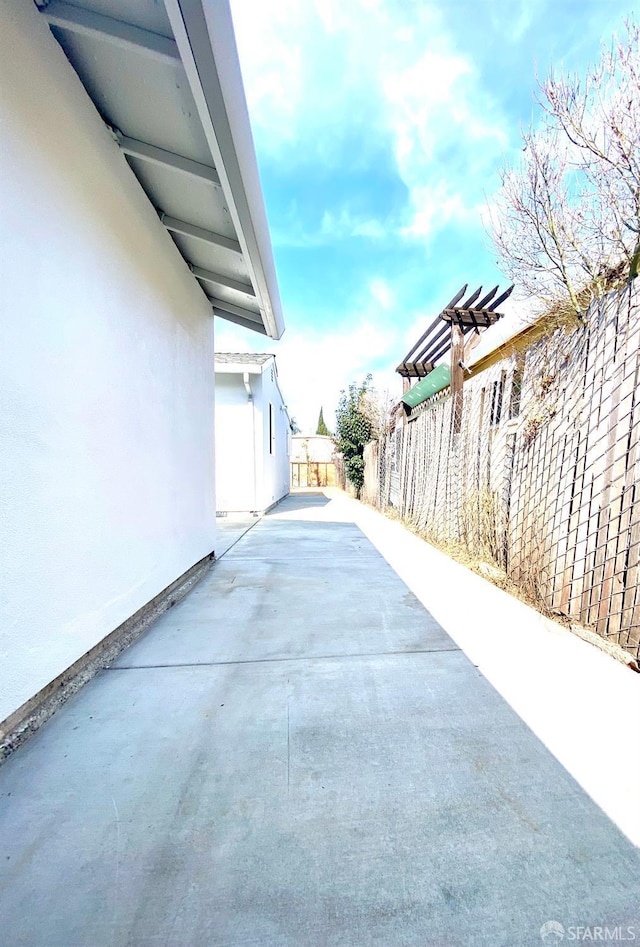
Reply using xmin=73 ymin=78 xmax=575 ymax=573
xmin=0 ymin=1 xmax=216 ymax=723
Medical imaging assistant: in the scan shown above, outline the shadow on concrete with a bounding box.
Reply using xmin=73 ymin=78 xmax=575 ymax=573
xmin=273 ymin=491 xmax=332 ymax=513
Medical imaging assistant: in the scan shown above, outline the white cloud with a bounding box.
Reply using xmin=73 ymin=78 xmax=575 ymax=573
xmin=351 ymin=219 xmax=386 ymax=239
xmin=319 ymin=208 xmax=386 ymax=242
xmin=228 ymin=0 xmax=306 ymax=150
xmin=489 ymin=0 xmax=534 ymax=43
xmin=230 ymin=0 xmax=513 ymax=245
xmin=268 ymin=206 xmax=387 ymax=248
xmin=400 ymin=183 xmax=475 ymax=239
xmin=369 ymin=278 xmax=393 ymax=310
xmin=382 ymin=44 xmax=510 ymax=243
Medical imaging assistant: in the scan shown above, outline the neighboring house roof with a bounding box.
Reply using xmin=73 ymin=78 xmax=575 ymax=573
xmin=467 ymin=298 xmax=539 ymax=374
xmin=214 ymin=352 xmax=275 ymax=375
xmin=214 ymin=352 xmax=290 ymax=422
xmin=468 ymin=315 xmax=548 ymax=378
xmin=215 ymin=353 xmax=273 ymax=365
xmin=38 ymin=0 xmax=284 ymax=340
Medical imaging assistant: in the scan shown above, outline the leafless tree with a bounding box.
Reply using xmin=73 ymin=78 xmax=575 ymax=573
xmin=543 ymin=21 xmax=640 ymax=265
xmin=489 ymin=19 xmax=639 ymax=318
xmin=360 ymin=386 xmax=397 ymax=440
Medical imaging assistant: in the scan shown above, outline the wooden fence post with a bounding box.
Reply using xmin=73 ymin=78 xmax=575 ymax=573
xmin=451 ymin=323 xmax=464 ymax=433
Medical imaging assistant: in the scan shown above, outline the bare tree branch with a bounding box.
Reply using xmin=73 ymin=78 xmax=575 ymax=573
xmin=488 ymin=19 xmax=639 ymax=318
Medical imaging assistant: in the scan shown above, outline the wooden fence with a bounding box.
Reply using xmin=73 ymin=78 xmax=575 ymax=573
xmin=363 ymin=283 xmax=640 ymax=661
xmin=291 ymin=462 xmax=337 ymax=488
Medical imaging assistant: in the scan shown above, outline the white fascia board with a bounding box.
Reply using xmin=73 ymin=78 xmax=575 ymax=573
xmin=215 ymin=363 xmax=264 ymax=375
xmin=163 ymin=0 xmax=285 ymax=340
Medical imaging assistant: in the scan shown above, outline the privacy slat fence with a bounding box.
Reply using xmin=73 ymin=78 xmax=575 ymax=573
xmin=363 ymin=283 xmax=640 ymax=661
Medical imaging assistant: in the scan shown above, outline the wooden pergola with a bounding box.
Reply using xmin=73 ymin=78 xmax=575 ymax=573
xmin=397 ymin=283 xmax=514 ymax=429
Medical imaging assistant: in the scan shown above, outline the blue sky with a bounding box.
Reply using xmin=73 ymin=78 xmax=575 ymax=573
xmin=218 ymin=0 xmax=636 ymax=433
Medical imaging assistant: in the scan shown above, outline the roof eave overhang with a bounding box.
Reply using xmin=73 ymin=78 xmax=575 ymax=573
xmin=163 ymin=0 xmax=284 ymax=340
xmin=38 ymin=0 xmax=284 ymax=341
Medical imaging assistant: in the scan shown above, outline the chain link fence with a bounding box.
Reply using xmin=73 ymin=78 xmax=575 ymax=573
xmin=363 ymin=282 xmax=640 ymax=662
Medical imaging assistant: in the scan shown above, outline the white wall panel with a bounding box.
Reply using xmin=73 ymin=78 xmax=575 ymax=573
xmin=0 ymin=1 xmax=216 ymax=723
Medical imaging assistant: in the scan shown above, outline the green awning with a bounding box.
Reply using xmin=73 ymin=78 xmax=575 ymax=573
xmin=401 ymin=364 xmax=451 ymax=408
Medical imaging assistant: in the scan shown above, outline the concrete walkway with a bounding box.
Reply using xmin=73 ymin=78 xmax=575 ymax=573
xmin=1 ymin=492 xmax=639 ymax=946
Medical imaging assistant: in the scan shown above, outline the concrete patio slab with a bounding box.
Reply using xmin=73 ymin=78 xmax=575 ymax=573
xmin=0 ymin=491 xmax=638 ymax=947
xmin=111 ymin=555 xmax=453 ymax=668
xmin=222 ymin=518 xmax=383 ymax=560
xmin=214 ymin=514 xmax=261 ymax=559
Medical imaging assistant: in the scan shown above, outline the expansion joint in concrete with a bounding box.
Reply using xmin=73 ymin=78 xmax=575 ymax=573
xmin=0 ymin=551 xmax=215 ymax=763
xmin=108 ymin=645 xmax=462 ymax=671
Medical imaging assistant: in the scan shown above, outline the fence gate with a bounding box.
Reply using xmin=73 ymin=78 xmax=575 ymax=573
xmin=290 ymin=462 xmax=336 ymax=488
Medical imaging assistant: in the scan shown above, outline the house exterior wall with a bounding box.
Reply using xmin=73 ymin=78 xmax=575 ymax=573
xmin=0 ymin=1 xmax=216 ymax=724
xmin=214 ymin=359 xmax=290 ymax=512
xmin=214 ymin=374 xmax=257 ymax=512
xmin=257 ymin=364 xmax=291 ymax=511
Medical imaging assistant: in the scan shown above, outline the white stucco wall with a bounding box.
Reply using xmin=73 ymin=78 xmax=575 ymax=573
xmin=257 ymin=365 xmax=291 ymax=511
xmin=215 ymin=358 xmax=290 ymax=512
xmin=214 ymin=374 xmax=257 ymax=511
xmin=0 ymin=1 xmax=216 ymax=724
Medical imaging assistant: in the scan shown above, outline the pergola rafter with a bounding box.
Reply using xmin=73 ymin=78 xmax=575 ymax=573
xmin=397 ymin=283 xmax=514 ymax=378
xmin=396 ymin=281 xmax=514 ymax=430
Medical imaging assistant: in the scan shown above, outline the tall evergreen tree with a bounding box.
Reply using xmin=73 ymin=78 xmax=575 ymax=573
xmin=316 ymin=407 xmax=330 ymax=436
